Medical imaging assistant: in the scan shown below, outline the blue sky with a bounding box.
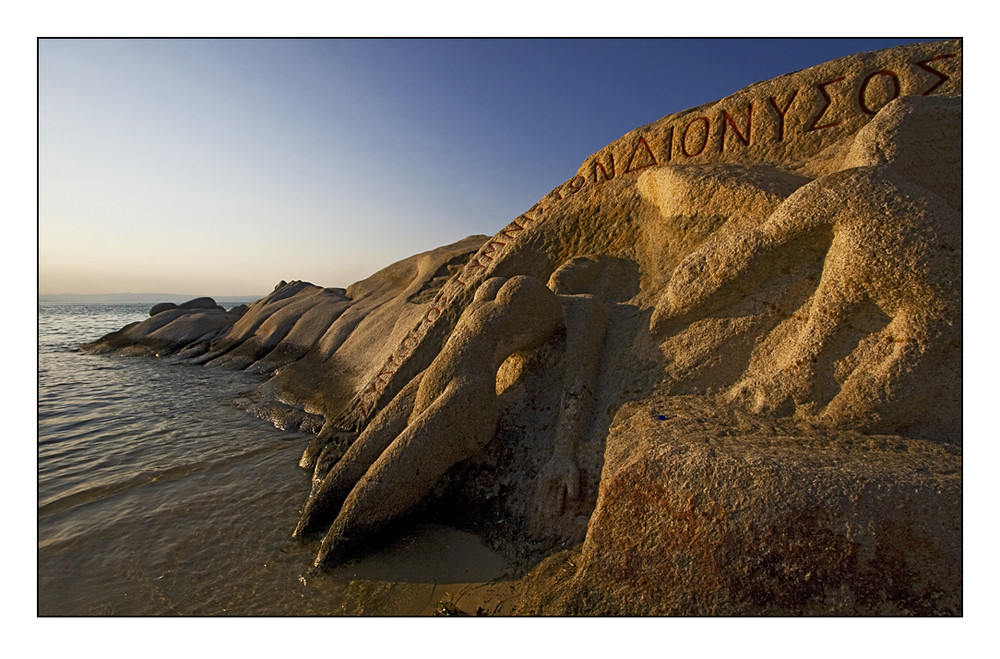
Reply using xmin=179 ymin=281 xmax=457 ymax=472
xmin=39 ymin=37 xmax=932 ymax=296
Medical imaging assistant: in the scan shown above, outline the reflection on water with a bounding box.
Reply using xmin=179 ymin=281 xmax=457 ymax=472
xmin=38 ymin=305 xmax=513 ymax=616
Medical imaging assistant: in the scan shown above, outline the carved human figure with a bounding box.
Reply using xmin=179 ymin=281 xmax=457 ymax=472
xmin=651 ymin=165 xmax=960 ymax=434
xmin=295 ymin=273 xmax=608 ymax=567
xmin=526 ymin=262 xmax=610 ymax=536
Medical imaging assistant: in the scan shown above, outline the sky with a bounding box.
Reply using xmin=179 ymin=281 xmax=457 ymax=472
xmin=37 ymin=37 xmax=935 ymax=297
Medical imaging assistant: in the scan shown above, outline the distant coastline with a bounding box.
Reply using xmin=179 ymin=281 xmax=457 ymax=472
xmin=39 ymin=293 xmax=264 ymax=305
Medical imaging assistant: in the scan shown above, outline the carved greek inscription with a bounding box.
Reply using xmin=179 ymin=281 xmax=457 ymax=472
xmin=359 ymin=291 xmax=452 ymax=412
xmin=917 ymin=54 xmax=957 ymax=95
xmin=448 ymin=50 xmax=958 ymax=291
xmin=767 ymin=90 xmax=798 ymax=141
xmin=377 ymin=357 xmax=399 ymax=385
xmin=624 ymin=136 xmax=658 ymax=172
xmin=719 ymin=102 xmax=753 ymax=152
xmin=455 ymin=206 xmax=544 ymax=287
xmin=681 ymin=116 xmax=710 ymax=157
xmin=465 ymin=52 xmax=955 ymax=296
xmin=858 ymin=69 xmax=901 ymax=115
xmin=453 ymin=50 xmax=957 ymax=293
xmin=807 ymin=76 xmax=845 ymax=131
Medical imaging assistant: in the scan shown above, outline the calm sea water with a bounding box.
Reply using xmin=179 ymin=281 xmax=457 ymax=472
xmin=38 ymin=304 xmax=511 ymax=616
xmin=37 ymin=303 xmax=358 ymax=615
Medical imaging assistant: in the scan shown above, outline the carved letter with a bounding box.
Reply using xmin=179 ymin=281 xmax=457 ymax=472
xmin=359 ymin=388 xmax=379 ymax=416
xmin=376 ymin=355 xmax=400 ymax=384
xmin=858 ymin=70 xmax=901 ymax=115
xmin=625 ymin=136 xmax=658 ymax=173
xmin=569 ymin=175 xmax=586 ymax=194
xmin=916 ymin=54 xmax=957 ymax=95
xmin=767 ymin=90 xmax=798 ymax=141
xmin=593 ymin=153 xmax=616 ymax=183
xmin=501 ymin=220 xmax=525 ymax=239
xmin=806 ymin=76 xmax=845 ymax=132
xmin=719 ymin=102 xmax=753 ymax=152
xmin=681 ymin=116 xmax=710 ymax=157
xmin=520 ymin=204 xmax=544 ymax=223
xmin=480 ymin=240 xmax=507 ymax=261
xmin=663 ymin=126 xmax=674 ymax=162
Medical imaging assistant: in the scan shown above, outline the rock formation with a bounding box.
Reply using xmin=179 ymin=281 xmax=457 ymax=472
xmin=82 ymin=39 xmax=962 ymax=615
xmin=85 ymin=296 xmax=246 ymax=358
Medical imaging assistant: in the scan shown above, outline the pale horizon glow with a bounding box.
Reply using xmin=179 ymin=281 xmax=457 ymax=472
xmin=39 ymin=37 xmax=929 ymax=297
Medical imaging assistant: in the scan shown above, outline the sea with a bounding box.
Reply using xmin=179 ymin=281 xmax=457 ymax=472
xmin=37 ymin=303 xmax=511 ymax=617
xmin=37 ymin=302 xmax=336 ymax=615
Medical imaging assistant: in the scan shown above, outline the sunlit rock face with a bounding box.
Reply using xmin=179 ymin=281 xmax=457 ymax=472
xmin=84 ymin=39 xmax=962 ymax=615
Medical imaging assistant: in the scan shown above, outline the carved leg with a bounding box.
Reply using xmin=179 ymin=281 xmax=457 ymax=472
xmin=315 ymin=381 xmax=498 ymax=567
xmin=822 ymin=310 xmax=957 ymax=435
xmin=726 ymin=271 xmax=859 ymax=416
xmin=530 ymin=295 xmax=608 ymax=536
xmin=293 ymin=373 xmax=422 ymax=539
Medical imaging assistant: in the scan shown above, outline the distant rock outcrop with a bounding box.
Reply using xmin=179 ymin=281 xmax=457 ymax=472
xmin=178 ymin=296 xmax=220 ymax=311
xmin=85 ymin=297 xmax=243 ymax=358
xmin=149 ymin=302 xmax=179 ymax=316
xmin=82 ymin=40 xmax=962 ymax=615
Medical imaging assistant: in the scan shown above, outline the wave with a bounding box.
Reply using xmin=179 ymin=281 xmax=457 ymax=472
xmin=38 ymin=443 xmax=288 ymax=519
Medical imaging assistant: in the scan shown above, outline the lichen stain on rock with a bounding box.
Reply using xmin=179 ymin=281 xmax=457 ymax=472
xmin=715 ymin=506 xmax=861 ymax=612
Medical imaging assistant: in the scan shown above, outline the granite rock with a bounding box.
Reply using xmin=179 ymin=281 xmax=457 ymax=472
xmin=83 ymin=39 xmax=963 ymax=615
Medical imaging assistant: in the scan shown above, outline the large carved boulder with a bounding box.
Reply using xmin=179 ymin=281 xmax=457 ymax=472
xmin=298 ymin=38 xmax=961 ymax=613
xmin=83 ymin=39 xmax=962 ymax=615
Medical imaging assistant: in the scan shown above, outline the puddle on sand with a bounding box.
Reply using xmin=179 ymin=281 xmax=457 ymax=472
xmin=315 ymin=522 xmax=519 ymax=616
